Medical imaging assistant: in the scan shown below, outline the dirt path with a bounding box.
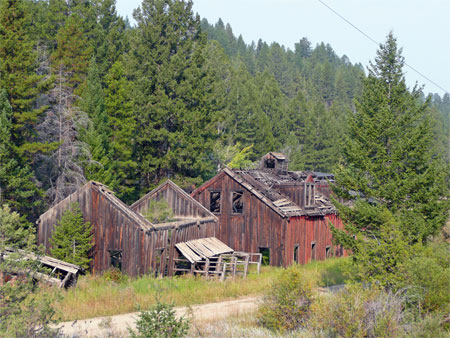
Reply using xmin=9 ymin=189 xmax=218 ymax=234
xmin=56 ymin=296 xmax=260 ymax=337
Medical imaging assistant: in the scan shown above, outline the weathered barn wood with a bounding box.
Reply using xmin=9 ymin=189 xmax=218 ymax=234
xmin=1 ymin=248 xmax=81 ymax=288
xmin=191 ymin=153 xmax=346 ymax=267
xmin=37 ymin=181 xmax=218 ymax=277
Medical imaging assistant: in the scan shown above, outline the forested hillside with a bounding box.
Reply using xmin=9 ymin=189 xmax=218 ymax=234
xmin=0 ymin=0 xmax=448 ymax=222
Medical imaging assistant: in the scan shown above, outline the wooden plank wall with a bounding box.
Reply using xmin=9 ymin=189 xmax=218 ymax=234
xmin=192 ymin=174 xmax=286 ymax=266
xmin=38 ymin=183 xmax=217 ymax=277
xmin=284 ymin=214 xmax=346 ymax=266
xmin=132 ymin=183 xmax=211 ymax=219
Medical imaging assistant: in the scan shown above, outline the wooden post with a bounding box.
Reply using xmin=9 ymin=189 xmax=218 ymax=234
xmin=204 ymin=258 xmax=210 ymax=276
xmin=220 ymin=262 xmax=227 ymax=281
xmin=243 ymin=254 xmax=249 ymax=278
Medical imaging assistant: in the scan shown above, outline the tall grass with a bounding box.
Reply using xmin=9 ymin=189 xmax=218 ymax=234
xmin=53 ymin=258 xmax=349 ymax=321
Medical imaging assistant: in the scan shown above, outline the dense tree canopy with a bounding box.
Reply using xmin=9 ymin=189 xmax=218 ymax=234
xmin=0 ymin=0 xmax=447 ymax=222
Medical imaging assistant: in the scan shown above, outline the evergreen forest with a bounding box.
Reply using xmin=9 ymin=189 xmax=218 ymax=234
xmin=0 ymin=0 xmax=449 ymax=224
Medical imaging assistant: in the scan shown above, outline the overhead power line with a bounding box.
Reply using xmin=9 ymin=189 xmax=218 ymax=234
xmin=317 ymin=0 xmax=449 ymax=94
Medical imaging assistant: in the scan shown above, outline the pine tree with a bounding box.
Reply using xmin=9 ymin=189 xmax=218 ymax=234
xmin=104 ymin=60 xmax=137 ymax=202
xmin=331 ymin=33 xmax=449 ymax=287
xmin=50 ymin=203 xmax=93 ymax=269
xmin=0 ymin=89 xmax=42 ymax=218
xmin=0 ymin=0 xmax=51 ymax=159
xmin=127 ymin=0 xmax=215 ymax=190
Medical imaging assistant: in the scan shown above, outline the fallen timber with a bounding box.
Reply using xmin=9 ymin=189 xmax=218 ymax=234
xmin=1 ymin=248 xmax=82 ymax=288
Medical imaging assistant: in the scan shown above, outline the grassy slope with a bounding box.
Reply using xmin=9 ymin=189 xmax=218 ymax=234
xmin=53 ymin=258 xmax=350 ymax=321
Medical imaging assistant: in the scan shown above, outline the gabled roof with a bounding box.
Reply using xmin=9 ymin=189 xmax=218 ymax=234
xmin=131 ymin=179 xmax=217 ymax=221
xmin=37 ymin=181 xmax=155 ymax=231
xmin=192 ymin=168 xmax=336 ymax=218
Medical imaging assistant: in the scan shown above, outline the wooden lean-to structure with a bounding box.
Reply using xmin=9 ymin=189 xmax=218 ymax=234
xmin=191 ymin=152 xmax=346 ymax=267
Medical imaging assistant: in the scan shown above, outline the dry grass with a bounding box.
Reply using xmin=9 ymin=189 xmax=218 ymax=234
xmin=52 ymin=257 xmax=349 ymax=321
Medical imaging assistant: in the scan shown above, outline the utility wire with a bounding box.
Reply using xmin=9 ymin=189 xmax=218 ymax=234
xmin=317 ymin=0 xmax=449 ymax=94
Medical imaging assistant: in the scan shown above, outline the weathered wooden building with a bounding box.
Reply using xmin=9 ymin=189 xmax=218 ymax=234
xmin=191 ymin=152 xmax=346 ymax=267
xmin=37 ymin=180 xmax=218 ymax=277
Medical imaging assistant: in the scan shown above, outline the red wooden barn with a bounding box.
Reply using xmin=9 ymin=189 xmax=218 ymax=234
xmin=191 ymin=152 xmax=346 ymax=267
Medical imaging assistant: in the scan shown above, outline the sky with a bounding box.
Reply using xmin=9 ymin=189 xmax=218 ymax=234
xmin=116 ymin=0 xmax=450 ymax=96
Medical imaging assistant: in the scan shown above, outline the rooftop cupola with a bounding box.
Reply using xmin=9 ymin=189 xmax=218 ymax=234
xmin=261 ymin=152 xmax=288 ymax=175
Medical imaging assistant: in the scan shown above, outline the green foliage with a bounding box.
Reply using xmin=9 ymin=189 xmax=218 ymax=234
xmin=309 ymin=284 xmax=407 ymax=338
xmin=0 ymin=0 xmax=50 ymax=158
xmin=401 ymin=240 xmax=450 ymax=313
xmin=0 ymin=204 xmax=35 ymax=250
xmin=143 ymin=199 xmax=175 ymax=224
xmin=331 ymin=32 xmax=449 ymax=289
xmin=101 ymin=267 xmax=128 ymax=284
xmin=129 ymin=300 xmax=190 ymax=338
xmin=0 ymin=89 xmax=42 ymax=218
xmin=50 ymin=203 xmax=93 ymax=269
xmin=127 ymin=0 xmax=216 ymax=191
xmin=227 ymin=144 xmax=254 ymax=169
xmin=0 ymin=206 xmax=58 ymax=337
xmin=257 ymin=266 xmax=316 ymax=332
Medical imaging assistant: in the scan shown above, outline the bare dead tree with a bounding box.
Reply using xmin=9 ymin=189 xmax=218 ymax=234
xmin=36 ymin=64 xmax=94 ymax=206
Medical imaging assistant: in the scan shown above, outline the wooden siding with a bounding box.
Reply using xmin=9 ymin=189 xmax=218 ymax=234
xmin=37 ymin=182 xmax=217 ymax=277
xmin=192 ymin=173 xmax=287 ymax=266
xmin=284 ymin=214 xmax=346 ymax=266
xmin=192 ymin=172 xmax=346 ymax=267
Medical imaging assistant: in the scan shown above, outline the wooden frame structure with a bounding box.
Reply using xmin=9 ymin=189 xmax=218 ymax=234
xmin=191 ymin=153 xmax=347 ymax=267
xmin=37 ymin=181 xmax=219 ymax=277
xmin=173 ymin=237 xmax=261 ymax=280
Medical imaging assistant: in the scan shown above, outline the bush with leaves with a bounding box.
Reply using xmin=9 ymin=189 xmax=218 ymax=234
xmin=143 ymin=199 xmax=175 ymax=224
xmin=0 ymin=205 xmax=59 ymax=337
xmin=128 ymin=299 xmax=190 ymax=338
xmin=401 ymin=240 xmax=450 ymax=314
xmin=257 ymin=266 xmax=316 ymax=332
xmin=309 ymin=284 xmax=407 ymax=338
xmin=50 ymin=203 xmax=93 ymax=269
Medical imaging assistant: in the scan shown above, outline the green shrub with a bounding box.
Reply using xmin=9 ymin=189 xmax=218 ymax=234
xmin=143 ymin=199 xmax=175 ymax=224
xmin=129 ymin=300 xmax=190 ymax=338
xmin=102 ymin=268 xmax=128 ymax=284
xmin=310 ymin=284 xmax=406 ymax=338
xmin=257 ymin=266 xmax=316 ymax=332
xmin=402 ymin=241 xmax=450 ymax=313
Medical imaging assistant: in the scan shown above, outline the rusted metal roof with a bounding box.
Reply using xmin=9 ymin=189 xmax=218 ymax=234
xmin=175 ymin=237 xmax=234 ymax=263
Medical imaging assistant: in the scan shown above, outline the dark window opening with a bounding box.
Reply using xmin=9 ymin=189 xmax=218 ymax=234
xmin=259 ymin=247 xmax=270 ymax=266
xmin=293 ymin=244 xmax=299 ymax=263
xmin=210 ymin=191 xmax=221 ymax=213
xmin=264 ymin=158 xmax=275 ymax=169
xmin=232 ymin=191 xmax=244 ymax=214
xmin=311 ymin=242 xmax=316 ymax=261
xmin=326 ymin=246 xmax=331 ymax=258
xmin=109 ymin=250 xmax=122 ymax=271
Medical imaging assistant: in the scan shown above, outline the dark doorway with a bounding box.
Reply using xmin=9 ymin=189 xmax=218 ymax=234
xmin=311 ymin=242 xmax=316 ymax=261
xmin=259 ymin=247 xmax=270 ymax=265
xmin=109 ymin=250 xmax=122 ymax=271
xmin=326 ymin=246 xmax=331 ymax=258
xmin=293 ymin=244 xmax=299 ymax=263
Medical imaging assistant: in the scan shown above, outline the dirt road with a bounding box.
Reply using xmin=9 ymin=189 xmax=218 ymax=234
xmin=56 ymin=296 xmax=260 ymax=337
